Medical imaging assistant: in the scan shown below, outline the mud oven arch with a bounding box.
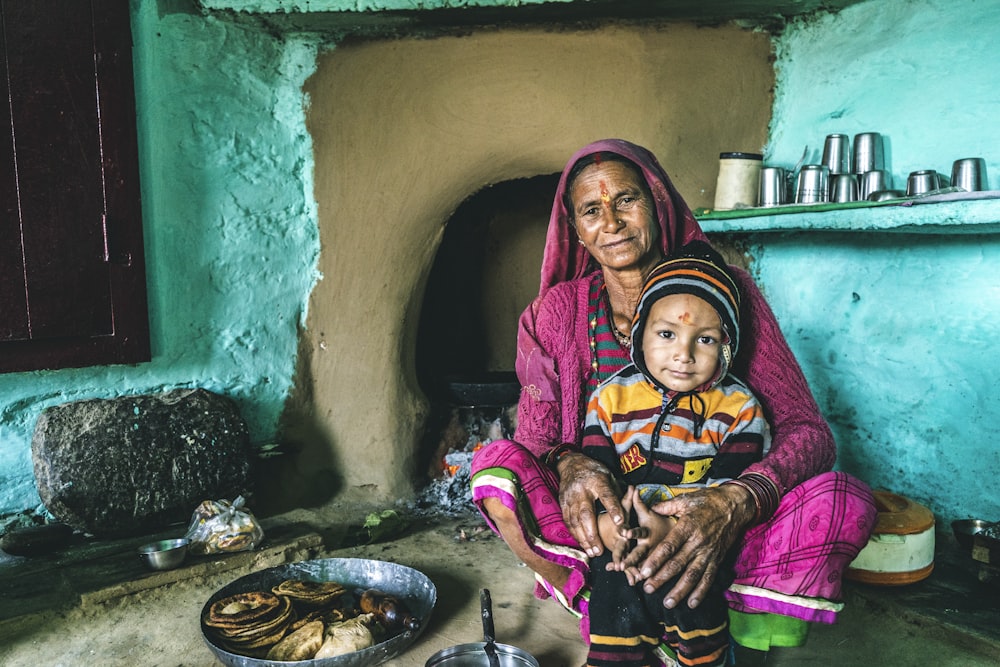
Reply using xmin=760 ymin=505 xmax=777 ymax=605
xmin=276 ymin=23 xmax=772 ymax=508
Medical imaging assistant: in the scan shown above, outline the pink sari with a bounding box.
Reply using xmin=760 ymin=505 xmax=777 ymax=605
xmin=472 ymin=441 xmax=875 ymax=630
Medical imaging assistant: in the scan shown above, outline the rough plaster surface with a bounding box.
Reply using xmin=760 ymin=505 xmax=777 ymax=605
xmin=2 ymin=0 xmax=995 ymax=533
xmin=751 ymin=233 xmax=1000 ymax=524
xmin=297 ymin=23 xmax=772 ymax=502
xmin=768 ymin=0 xmax=1000 ymax=184
xmin=199 ymin=0 xmax=570 ymax=11
xmin=757 ymin=0 xmax=1000 ymax=522
xmin=0 ymin=5 xmax=320 ymax=514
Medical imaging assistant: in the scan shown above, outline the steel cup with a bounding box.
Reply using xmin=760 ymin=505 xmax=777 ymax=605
xmin=869 ymin=189 xmax=906 ymax=202
xmin=951 ymin=157 xmax=987 ymax=192
xmin=758 ymin=167 xmax=788 ymax=207
xmin=830 ymin=173 xmax=859 ymax=203
xmin=853 ymin=132 xmax=885 ymax=174
xmin=795 ymin=165 xmax=830 ymax=204
xmin=906 ymin=170 xmax=941 ymax=196
xmin=859 ymin=169 xmax=892 ymax=201
xmin=822 ymin=134 xmax=851 ymax=175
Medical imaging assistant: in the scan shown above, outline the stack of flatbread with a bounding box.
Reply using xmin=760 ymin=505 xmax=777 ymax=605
xmin=203 ymin=591 xmax=295 ymax=656
xmin=203 ymin=579 xmax=388 ymax=661
xmin=272 ymin=580 xmax=346 ymax=608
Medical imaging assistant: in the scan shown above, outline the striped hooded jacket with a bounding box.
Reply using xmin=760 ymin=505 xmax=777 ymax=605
xmin=582 ymin=243 xmax=771 ymax=500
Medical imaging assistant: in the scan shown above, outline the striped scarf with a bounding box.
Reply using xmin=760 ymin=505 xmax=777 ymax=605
xmin=587 ymin=273 xmax=632 ymax=396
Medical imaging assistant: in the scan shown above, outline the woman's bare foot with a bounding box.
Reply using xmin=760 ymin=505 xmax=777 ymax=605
xmin=481 ymin=496 xmax=571 ymax=591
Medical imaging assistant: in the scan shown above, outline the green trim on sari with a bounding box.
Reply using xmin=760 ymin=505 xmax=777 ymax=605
xmin=728 ymin=610 xmax=809 ymax=650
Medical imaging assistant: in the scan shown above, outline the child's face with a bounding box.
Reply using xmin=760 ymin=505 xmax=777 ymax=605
xmin=640 ymin=293 xmax=723 ymax=393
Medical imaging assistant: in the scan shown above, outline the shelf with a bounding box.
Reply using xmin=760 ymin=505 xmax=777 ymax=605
xmin=197 ymin=0 xmax=867 ymax=22
xmin=193 ymin=0 xmax=874 ymax=37
xmin=695 ymin=191 xmax=1000 ymax=235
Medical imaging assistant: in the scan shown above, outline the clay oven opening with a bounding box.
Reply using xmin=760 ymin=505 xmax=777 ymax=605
xmin=415 ymin=175 xmax=556 ymax=404
xmin=413 ymin=175 xmax=555 ymax=494
xmin=289 ymin=23 xmax=772 ymax=509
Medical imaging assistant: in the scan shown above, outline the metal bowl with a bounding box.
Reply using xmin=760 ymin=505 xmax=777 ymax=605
xmin=952 ymin=519 xmax=998 ymax=551
xmin=138 ymin=538 xmax=189 ymax=570
xmin=868 ymin=189 xmax=907 ymax=202
xmin=201 ymin=557 xmax=436 ymax=667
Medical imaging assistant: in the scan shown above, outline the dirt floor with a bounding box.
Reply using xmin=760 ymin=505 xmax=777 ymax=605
xmin=1 ymin=500 xmax=999 ymax=667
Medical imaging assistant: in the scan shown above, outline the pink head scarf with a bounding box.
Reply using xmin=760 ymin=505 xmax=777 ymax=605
xmin=539 ymin=138 xmax=708 ymax=295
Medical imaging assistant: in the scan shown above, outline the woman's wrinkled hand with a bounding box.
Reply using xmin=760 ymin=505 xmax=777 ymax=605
xmin=628 ymin=483 xmax=756 ymax=610
xmin=556 ymin=452 xmax=625 ymax=558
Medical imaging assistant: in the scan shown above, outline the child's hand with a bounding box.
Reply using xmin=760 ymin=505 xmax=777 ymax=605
xmin=598 ymin=488 xmax=640 ymax=558
xmin=605 ymin=487 xmax=644 ymax=565
xmin=614 ymin=489 xmax=677 ymax=580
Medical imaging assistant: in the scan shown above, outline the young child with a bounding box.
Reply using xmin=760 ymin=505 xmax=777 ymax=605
xmin=581 ymin=240 xmax=771 ymax=667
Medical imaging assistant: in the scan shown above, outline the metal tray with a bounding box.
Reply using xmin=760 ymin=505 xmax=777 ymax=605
xmin=201 ymin=557 xmax=436 ymax=667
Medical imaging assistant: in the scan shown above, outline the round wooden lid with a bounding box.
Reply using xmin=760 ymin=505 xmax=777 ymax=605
xmin=871 ymin=490 xmax=935 ymax=535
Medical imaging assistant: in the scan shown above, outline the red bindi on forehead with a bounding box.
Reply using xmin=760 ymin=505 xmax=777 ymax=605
xmin=679 ymin=312 xmax=692 ymax=324
xmin=599 ymin=179 xmax=611 ymax=204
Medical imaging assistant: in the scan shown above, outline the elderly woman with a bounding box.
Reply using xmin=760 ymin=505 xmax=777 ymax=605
xmin=470 ymin=139 xmax=876 ymax=666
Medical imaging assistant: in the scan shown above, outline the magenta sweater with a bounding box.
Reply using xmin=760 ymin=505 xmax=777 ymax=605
xmin=514 ymin=269 xmax=835 ymax=496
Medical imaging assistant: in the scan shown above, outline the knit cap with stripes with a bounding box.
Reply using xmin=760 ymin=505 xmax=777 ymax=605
xmin=630 ymin=240 xmax=741 ymax=392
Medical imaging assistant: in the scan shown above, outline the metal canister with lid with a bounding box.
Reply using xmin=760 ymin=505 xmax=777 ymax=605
xmin=713 ymin=152 xmax=763 ymax=210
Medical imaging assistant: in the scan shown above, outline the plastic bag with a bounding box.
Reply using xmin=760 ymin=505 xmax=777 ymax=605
xmin=184 ymin=495 xmax=264 ymax=555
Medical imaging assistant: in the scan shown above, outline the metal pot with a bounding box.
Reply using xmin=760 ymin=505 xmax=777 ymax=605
xmin=424 ymin=590 xmax=538 ymax=667
xmin=443 ymin=372 xmax=520 ymax=407
xmin=424 ymin=643 xmax=539 ymax=666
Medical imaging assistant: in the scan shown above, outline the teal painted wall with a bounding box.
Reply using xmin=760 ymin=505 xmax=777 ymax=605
xmin=0 ymin=3 xmax=321 ymax=514
xmin=2 ymin=0 xmax=996 ymax=528
xmin=756 ymin=0 xmax=1000 ymax=522
xmin=199 ymin=0 xmax=565 ymax=10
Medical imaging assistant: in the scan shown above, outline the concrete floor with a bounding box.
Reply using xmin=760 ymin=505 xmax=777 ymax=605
xmin=0 ymin=503 xmax=998 ymax=667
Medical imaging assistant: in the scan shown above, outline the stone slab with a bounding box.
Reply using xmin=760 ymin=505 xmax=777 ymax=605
xmin=32 ymin=388 xmax=254 ymax=537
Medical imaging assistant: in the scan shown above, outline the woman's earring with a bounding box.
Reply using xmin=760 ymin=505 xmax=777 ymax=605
xmin=577 ymin=239 xmax=585 ymax=246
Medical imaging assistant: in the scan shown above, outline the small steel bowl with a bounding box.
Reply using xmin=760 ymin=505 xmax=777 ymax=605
xmin=952 ymin=519 xmax=993 ymax=551
xmin=138 ymin=538 xmax=190 ymax=570
xmin=868 ymin=189 xmax=907 ymax=202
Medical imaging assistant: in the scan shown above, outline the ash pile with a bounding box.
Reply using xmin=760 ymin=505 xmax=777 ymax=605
xmin=409 ymin=406 xmax=515 ymax=518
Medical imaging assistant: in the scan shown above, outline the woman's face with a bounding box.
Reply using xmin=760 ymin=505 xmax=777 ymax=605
xmin=569 ymin=160 xmax=660 ymax=273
